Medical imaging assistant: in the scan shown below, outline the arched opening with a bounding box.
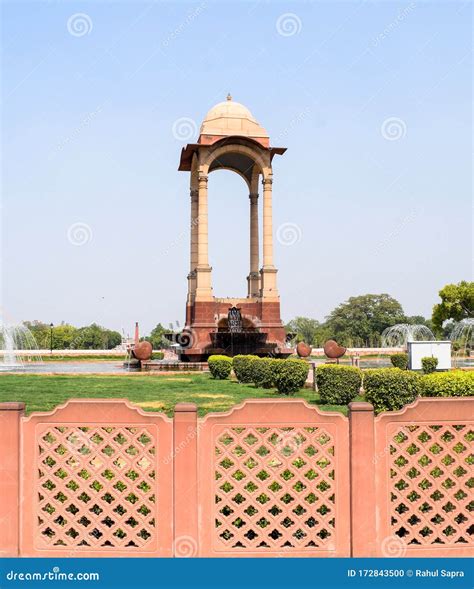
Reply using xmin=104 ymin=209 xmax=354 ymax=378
xmin=207 ymin=169 xmax=251 ymax=298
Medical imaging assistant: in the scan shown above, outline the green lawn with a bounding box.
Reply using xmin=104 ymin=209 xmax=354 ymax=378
xmin=0 ymin=373 xmax=358 ymax=416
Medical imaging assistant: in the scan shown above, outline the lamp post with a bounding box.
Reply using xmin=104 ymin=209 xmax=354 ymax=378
xmin=49 ymin=323 xmax=54 ymax=355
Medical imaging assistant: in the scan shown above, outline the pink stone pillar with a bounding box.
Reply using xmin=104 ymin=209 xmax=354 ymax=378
xmin=173 ymin=403 xmax=199 ymax=556
xmin=349 ymin=401 xmax=376 ymax=557
xmin=0 ymin=402 xmax=24 ymax=556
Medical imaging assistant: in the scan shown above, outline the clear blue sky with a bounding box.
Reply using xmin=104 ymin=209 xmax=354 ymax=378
xmin=1 ymin=0 xmax=472 ymax=335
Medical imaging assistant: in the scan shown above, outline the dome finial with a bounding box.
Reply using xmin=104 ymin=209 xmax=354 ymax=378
xmin=226 ymin=93 xmax=232 ymax=101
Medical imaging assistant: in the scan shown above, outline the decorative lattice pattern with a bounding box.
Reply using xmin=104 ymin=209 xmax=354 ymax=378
xmin=36 ymin=425 xmax=157 ymax=551
xmin=214 ymin=426 xmax=337 ymax=552
xmin=389 ymin=424 xmax=474 ymax=547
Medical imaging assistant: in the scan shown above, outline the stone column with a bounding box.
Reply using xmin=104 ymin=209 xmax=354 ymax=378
xmin=262 ymin=178 xmax=273 ymax=268
xmin=0 ymin=402 xmax=25 ymax=556
xmin=195 ymin=173 xmax=212 ymax=300
xmin=260 ymin=177 xmax=278 ymax=298
xmin=187 ymin=188 xmax=198 ymax=302
xmin=247 ymin=192 xmax=260 ymax=297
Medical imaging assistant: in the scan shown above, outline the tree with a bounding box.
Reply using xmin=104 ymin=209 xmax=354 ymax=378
xmin=51 ymin=324 xmax=78 ymax=349
xmin=71 ymin=324 xmax=121 ymax=350
xmin=285 ymin=317 xmax=321 ymax=345
xmin=146 ymin=323 xmax=171 ymax=349
xmin=324 ymin=294 xmax=406 ymax=347
xmin=432 ymin=281 xmax=474 ymax=329
xmin=23 ymin=321 xmax=50 ymax=348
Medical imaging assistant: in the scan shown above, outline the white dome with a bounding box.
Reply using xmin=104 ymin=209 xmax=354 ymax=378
xmin=199 ymin=95 xmax=269 ymax=141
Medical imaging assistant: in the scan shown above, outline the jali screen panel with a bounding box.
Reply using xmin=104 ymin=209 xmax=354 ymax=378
xmin=20 ymin=400 xmax=173 ymax=557
xmin=197 ymin=399 xmax=350 ymax=557
xmin=374 ymin=398 xmax=473 ymax=557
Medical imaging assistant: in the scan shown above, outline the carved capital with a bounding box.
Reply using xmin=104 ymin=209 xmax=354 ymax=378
xmin=249 ymin=193 xmax=259 ymax=203
xmin=198 ymin=174 xmax=208 ymax=185
xmin=262 ymin=178 xmax=273 ymax=187
xmin=190 ymin=189 xmax=198 ymax=198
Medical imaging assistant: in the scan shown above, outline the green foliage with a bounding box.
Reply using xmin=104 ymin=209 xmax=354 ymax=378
xmin=23 ymin=321 xmax=121 ymax=350
xmin=432 ymin=281 xmax=474 ymax=329
xmin=390 ymin=353 xmax=409 ymax=370
xmin=232 ymin=355 xmax=259 ymax=383
xmin=363 ymin=368 xmax=421 ymax=413
xmin=146 ymin=323 xmax=172 ymax=349
xmin=324 ymin=294 xmax=406 ymax=347
xmin=251 ymin=357 xmax=281 ymax=389
xmin=71 ymin=324 xmax=121 ymax=350
xmin=274 ymin=359 xmax=309 ymax=395
xmin=285 ymin=317 xmax=321 ymax=345
xmin=151 ymin=352 xmax=164 ymax=360
xmin=451 ymin=341 xmax=461 ymax=352
xmin=208 ymin=355 xmax=233 ymax=380
xmin=421 ymin=356 xmax=438 ymax=374
xmin=420 ymin=371 xmax=474 ymax=398
xmin=316 ymin=364 xmax=362 ymax=405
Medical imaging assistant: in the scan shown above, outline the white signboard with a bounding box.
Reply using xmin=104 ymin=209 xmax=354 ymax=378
xmin=408 ymin=341 xmax=451 ymax=371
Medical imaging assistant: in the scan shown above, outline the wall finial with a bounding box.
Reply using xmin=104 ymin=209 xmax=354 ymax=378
xmin=226 ymin=93 xmax=232 ymax=101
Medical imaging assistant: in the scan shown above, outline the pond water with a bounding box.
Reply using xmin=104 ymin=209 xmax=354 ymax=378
xmin=0 ymin=358 xmax=472 ymax=374
xmin=0 ymin=361 xmax=128 ymax=374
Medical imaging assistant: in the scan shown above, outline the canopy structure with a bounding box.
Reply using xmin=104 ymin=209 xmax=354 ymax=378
xmin=177 ymin=95 xmax=291 ymax=361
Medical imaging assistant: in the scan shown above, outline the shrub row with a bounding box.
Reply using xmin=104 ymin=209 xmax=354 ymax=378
xmin=209 ymin=354 xmax=473 ymax=411
xmin=316 ymin=365 xmax=362 ymax=405
xmin=209 ymin=354 xmax=310 ymax=395
xmin=390 ymin=352 xmax=439 ymax=374
xmin=232 ymin=355 xmax=258 ymax=383
xmin=315 ymin=364 xmax=473 ymax=412
xmin=364 ymin=369 xmax=474 ymax=413
xmin=390 ymin=353 xmax=408 ymax=370
xmin=207 ymin=355 xmax=232 ymax=379
xmin=421 ymin=356 xmax=438 ymax=374
xmin=419 ymin=370 xmax=473 ymax=398
xmin=363 ymin=368 xmax=420 ymax=413
xmin=275 ymin=359 xmax=310 ymax=395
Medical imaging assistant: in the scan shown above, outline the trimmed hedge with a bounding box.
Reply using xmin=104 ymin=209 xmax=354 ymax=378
xmin=233 ymin=355 xmax=259 ymax=383
xmin=251 ymin=357 xmax=280 ymax=389
xmin=420 ymin=370 xmax=474 ymax=398
xmin=390 ymin=353 xmax=408 ymax=370
xmin=316 ymin=364 xmax=362 ymax=405
xmin=363 ymin=368 xmax=421 ymax=413
xmin=208 ymin=355 xmax=233 ymax=380
xmin=421 ymin=356 xmax=438 ymax=374
xmin=275 ymin=358 xmax=309 ymax=395
xmin=151 ymin=351 xmax=164 ymax=360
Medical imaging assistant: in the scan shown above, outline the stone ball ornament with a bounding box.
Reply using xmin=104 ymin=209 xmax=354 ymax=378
xmin=132 ymin=341 xmax=153 ymax=361
xmin=323 ymin=339 xmax=347 ymax=359
xmin=296 ymin=342 xmax=312 ymax=358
